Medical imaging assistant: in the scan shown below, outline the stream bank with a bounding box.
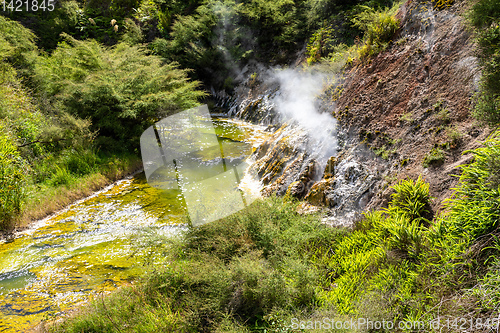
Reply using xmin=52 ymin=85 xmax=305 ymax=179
xmin=212 ymin=0 xmax=490 ymax=226
xmin=8 ymin=155 xmax=143 ymax=235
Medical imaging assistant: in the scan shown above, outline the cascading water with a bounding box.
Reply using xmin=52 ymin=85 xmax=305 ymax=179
xmin=214 ymin=67 xmax=386 ymax=227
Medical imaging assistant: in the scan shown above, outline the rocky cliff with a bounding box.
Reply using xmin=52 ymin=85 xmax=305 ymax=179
xmin=227 ymin=0 xmax=490 ymax=227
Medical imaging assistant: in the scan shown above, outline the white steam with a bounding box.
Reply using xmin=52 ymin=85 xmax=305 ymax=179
xmin=271 ymin=69 xmax=338 ymax=164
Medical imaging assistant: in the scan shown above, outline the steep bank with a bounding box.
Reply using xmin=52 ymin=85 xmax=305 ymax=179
xmin=335 ymin=0 xmax=487 ymax=211
xmin=231 ymin=0 xmax=489 ymax=225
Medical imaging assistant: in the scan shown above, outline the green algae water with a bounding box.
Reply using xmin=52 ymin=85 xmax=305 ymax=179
xmin=0 ymin=119 xmax=268 ymax=332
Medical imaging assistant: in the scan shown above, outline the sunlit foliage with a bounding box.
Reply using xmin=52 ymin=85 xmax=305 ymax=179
xmin=35 ymin=35 xmax=205 ymax=149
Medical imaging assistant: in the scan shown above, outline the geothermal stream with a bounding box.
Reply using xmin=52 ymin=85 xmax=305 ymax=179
xmin=0 ymin=119 xmax=268 ymax=332
xmin=224 ymin=68 xmax=383 ymax=225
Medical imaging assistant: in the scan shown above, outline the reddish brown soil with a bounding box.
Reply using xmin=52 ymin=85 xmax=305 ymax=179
xmin=335 ymin=0 xmax=491 ymax=213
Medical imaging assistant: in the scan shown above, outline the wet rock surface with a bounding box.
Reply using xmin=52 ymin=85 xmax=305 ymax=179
xmin=244 ymin=119 xmax=385 ymax=227
xmin=227 ymin=0 xmax=490 ymax=227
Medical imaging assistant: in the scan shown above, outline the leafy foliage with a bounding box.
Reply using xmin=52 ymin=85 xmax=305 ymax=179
xmin=446 ymin=132 xmax=500 ymax=241
xmin=306 ymin=26 xmax=338 ymax=64
xmin=35 ymin=35 xmax=205 ymax=149
xmin=0 ymin=15 xmax=37 ymax=72
xmin=0 ymin=126 xmax=25 ymax=229
xmin=388 ymin=176 xmax=432 ymax=221
xmin=352 ymin=4 xmax=400 ymax=59
xmin=469 ymin=0 xmax=500 ymax=125
xmin=239 ymin=0 xmax=303 ymax=55
xmin=1 ymin=0 xmax=93 ymax=50
xmin=150 ymin=4 xmax=217 ymax=70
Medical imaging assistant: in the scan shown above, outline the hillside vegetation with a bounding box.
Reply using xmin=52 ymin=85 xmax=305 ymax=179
xmin=0 ymin=15 xmax=203 ymax=229
xmin=3 ymin=0 xmax=500 ymax=331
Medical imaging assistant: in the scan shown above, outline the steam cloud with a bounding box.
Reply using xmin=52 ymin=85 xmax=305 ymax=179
xmin=209 ymin=2 xmax=339 ymax=165
xmin=271 ymin=68 xmax=339 ymax=165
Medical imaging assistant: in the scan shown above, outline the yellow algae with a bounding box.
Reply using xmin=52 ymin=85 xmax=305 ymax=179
xmin=0 ymin=118 xmax=267 ymax=333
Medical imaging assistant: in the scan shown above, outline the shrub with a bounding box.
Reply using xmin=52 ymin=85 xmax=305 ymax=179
xmin=388 ymin=176 xmax=431 ymax=221
xmin=423 ymin=147 xmax=445 ymax=168
xmin=436 ymin=107 xmax=450 ymax=123
xmin=352 ymin=4 xmax=400 ymax=59
xmin=446 ymin=131 xmax=500 ymax=240
xmin=306 ymin=26 xmax=338 ymax=64
xmin=0 ymin=126 xmax=25 ymax=228
xmin=35 ymin=35 xmax=205 ymax=150
xmin=0 ymin=1 xmax=88 ymax=51
xmin=446 ymin=125 xmax=462 ymax=147
xmin=62 ymin=149 xmax=100 ymax=176
xmin=383 ymin=214 xmax=425 ymax=259
xmin=121 ymin=18 xmax=143 ymax=44
xmin=469 ymin=0 xmax=500 ymax=29
xmin=239 ymin=0 xmax=302 ymax=50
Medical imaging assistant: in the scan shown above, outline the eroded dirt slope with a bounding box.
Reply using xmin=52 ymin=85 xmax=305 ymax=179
xmin=335 ymin=0 xmax=489 ymax=213
xmin=229 ymin=0 xmax=491 ymax=226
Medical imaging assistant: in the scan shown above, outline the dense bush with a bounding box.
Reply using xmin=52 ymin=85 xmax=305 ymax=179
xmin=1 ymin=0 xmax=402 ymax=89
xmin=149 ymin=0 xmax=305 ymax=86
xmin=1 ymin=1 xmax=89 ymax=50
xmin=35 ymin=35 xmax=205 ymax=150
xmin=149 ymin=4 xmax=217 ymax=71
xmin=306 ymin=26 xmax=338 ymax=64
xmin=388 ymin=175 xmax=432 ymax=221
xmin=352 ymin=4 xmax=400 ymax=59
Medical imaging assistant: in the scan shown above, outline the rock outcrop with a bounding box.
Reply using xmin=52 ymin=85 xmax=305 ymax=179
xmin=233 ymin=0 xmax=490 ymax=227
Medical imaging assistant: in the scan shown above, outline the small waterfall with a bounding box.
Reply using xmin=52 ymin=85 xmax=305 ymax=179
xmin=215 ymin=66 xmax=386 ymax=227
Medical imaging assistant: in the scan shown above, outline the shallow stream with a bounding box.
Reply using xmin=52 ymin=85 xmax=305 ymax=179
xmin=0 ymin=119 xmax=268 ymax=332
